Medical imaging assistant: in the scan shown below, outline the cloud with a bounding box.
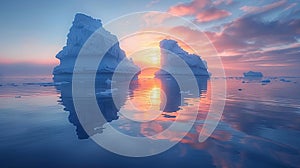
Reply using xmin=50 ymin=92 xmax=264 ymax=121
xmin=168 ymin=4 xmax=196 ymax=16
xmin=146 ymin=0 xmax=160 ymax=8
xmin=240 ymin=0 xmax=287 ymax=14
xmin=196 ymin=7 xmax=232 ymax=22
xmin=213 ymin=0 xmax=233 ymax=6
xmin=168 ymin=0 xmax=231 ymax=23
xmin=163 ymin=9 xmax=300 ymax=76
xmin=168 ymin=0 xmax=210 ymax=16
xmin=141 ymin=1 xmax=300 ymax=76
xmin=142 ymin=11 xmax=173 ymax=25
xmin=205 ymin=12 xmax=300 ymax=75
xmin=207 ymin=15 xmax=300 ymax=54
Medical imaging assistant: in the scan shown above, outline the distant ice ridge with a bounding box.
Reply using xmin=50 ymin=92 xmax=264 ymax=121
xmin=155 ymin=39 xmax=209 ymax=76
xmin=280 ymin=78 xmax=292 ymax=82
xmin=53 ymin=13 xmax=140 ymax=74
xmin=23 ymin=82 xmax=69 ymax=87
xmin=243 ymin=71 xmax=263 ymax=77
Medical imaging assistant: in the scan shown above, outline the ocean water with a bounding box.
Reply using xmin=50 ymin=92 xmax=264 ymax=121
xmin=0 ymin=74 xmax=299 ymax=167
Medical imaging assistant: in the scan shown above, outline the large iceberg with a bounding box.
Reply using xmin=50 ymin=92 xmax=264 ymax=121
xmin=243 ymin=71 xmax=263 ymax=77
xmin=155 ymin=39 xmax=209 ymax=76
xmin=53 ymin=13 xmax=140 ymax=74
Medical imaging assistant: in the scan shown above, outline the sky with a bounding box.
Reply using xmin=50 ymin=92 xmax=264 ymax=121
xmin=0 ymin=0 xmax=299 ymax=76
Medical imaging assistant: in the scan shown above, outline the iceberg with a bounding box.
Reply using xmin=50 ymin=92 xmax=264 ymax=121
xmin=243 ymin=71 xmax=263 ymax=77
xmin=261 ymin=79 xmax=271 ymax=83
xmin=53 ymin=13 xmax=140 ymax=75
xmin=155 ymin=39 xmax=209 ymax=76
xmin=279 ymin=78 xmax=292 ymax=82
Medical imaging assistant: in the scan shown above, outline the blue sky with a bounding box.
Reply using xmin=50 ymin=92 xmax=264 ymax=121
xmin=0 ymin=0 xmax=178 ymax=63
xmin=0 ymin=0 xmax=299 ymax=76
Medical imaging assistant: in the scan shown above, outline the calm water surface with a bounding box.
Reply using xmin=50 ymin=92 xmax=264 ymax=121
xmin=0 ymin=74 xmax=299 ymax=167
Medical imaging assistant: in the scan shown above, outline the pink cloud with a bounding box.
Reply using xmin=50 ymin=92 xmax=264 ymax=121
xmin=168 ymin=0 xmax=210 ymax=16
xmin=146 ymin=1 xmax=299 ymax=76
xmin=196 ymin=8 xmax=232 ymax=22
xmin=168 ymin=4 xmax=196 ymax=16
xmin=161 ymin=11 xmax=300 ymax=76
xmin=205 ymin=14 xmax=300 ymax=76
xmin=168 ymin=0 xmax=231 ymax=23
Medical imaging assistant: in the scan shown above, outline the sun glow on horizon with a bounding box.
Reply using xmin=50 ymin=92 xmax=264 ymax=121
xmin=119 ymin=32 xmax=164 ymax=68
xmin=150 ymin=55 xmax=160 ymax=65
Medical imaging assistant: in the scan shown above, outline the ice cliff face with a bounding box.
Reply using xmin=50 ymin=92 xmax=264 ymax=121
xmin=156 ymin=39 xmax=209 ymax=76
xmin=53 ymin=13 xmax=140 ymax=74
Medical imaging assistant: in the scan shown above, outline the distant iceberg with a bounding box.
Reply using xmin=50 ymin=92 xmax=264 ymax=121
xmin=155 ymin=39 xmax=209 ymax=76
xmin=53 ymin=13 xmax=140 ymax=75
xmin=280 ymin=78 xmax=292 ymax=82
xmin=261 ymin=79 xmax=271 ymax=83
xmin=243 ymin=71 xmax=263 ymax=77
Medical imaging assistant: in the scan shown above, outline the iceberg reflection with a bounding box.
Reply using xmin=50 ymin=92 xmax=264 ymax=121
xmin=53 ymin=73 xmax=136 ymax=139
xmin=54 ymin=73 xmax=208 ymax=139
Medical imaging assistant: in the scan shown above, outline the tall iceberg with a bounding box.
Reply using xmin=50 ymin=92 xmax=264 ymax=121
xmin=53 ymin=13 xmax=140 ymax=74
xmin=155 ymin=39 xmax=209 ymax=76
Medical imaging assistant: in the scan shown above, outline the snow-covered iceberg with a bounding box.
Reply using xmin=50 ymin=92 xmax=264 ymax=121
xmin=243 ymin=71 xmax=263 ymax=77
xmin=155 ymin=39 xmax=209 ymax=76
xmin=53 ymin=13 xmax=140 ymax=74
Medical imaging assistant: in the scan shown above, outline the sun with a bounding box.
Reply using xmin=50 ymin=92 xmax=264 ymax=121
xmin=144 ymin=48 xmax=161 ymax=66
xmin=150 ymin=55 xmax=160 ymax=65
